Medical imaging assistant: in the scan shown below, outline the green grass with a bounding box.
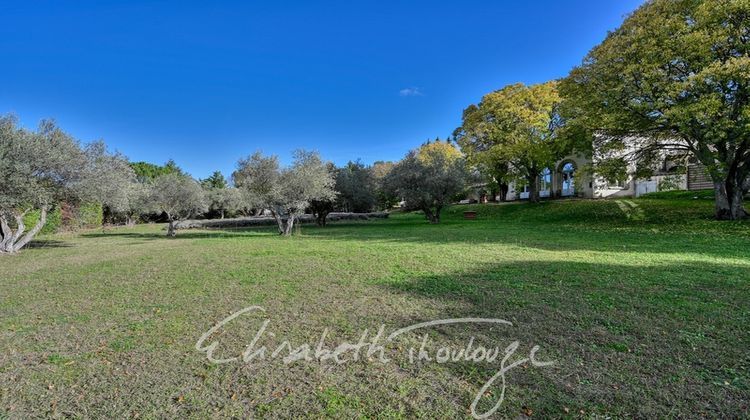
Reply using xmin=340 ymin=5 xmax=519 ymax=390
xmin=639 ymin=189 xmax=716 ymax=200
xmin=1 ymin=198 xmax=749 ymax=418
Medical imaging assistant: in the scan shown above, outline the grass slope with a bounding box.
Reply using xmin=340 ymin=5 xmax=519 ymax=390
xmin=1 ymin=198 xmax=749 ymax=418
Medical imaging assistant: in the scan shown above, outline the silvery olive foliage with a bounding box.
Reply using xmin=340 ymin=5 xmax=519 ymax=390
xmin=145 ymin=173 xmax=208 ymax=237
xmin=233 ymin=150 xmax=336 ymax=235
xmin=385 ymin=141 xmax=470 ymax=224
xmin=0 ymin=116 xmax=135 ymax=253
xmin=206 ymin=187 xmax=243 ymax=219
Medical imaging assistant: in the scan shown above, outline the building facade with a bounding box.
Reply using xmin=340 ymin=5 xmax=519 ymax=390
xmin=496 ymin=153 xmax=701 ymax=202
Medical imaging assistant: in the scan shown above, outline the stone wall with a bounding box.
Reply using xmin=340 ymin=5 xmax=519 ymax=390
xmin=174 ymin=212 xmax=389 ymax=230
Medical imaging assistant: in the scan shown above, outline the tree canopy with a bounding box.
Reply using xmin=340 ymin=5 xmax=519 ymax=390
xmin=385 ymin=140 xmax=469 ymax=223
xmin=0 ymin=116 xmax=134 ymax=252
xmin=233 ymin=150 xmax=336 ymax=235
xmin=146 ymin=173 xmax=208 ymax=236
xmin=201 ymin=171 xmax=228 ymax=190
xmin=335 ymin=160 xmax=377 ymax=213
xmin=130 ymin=160 xmax=184 ymax=182
xmin=456 ymin=81 xmax=565 ymax=202
xmin=559 ymin=0 xmax=750 ymax=219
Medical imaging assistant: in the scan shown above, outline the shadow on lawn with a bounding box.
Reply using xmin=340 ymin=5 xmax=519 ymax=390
xmin=302 ymin=219 xmax=750 ymax=260
xmin=80 ymin=228 xmax=278 ymax=241
xmin=23 ymin=239 xmax=74 ymax=249
xmin=378 ymin=260 xmax=749 ymax=418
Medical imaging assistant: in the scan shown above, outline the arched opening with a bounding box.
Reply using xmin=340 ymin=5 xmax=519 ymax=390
xmin=560 ymin=161 xmax=576 ymax=197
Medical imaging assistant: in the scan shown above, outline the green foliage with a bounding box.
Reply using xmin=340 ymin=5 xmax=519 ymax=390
xmin=1 ymin=116 xmax=133 ymax=252
xmin=455 ymin=82 xmax=568 ymax=202
xmin=638 ymin=189 xmax=716 ymax=200
xmin=371 ymin=161 xmax=398 ymax=210
xmin=200 ymin=171 xmax=228 ymax=190
xmin=130 ymin=160 xmax=184 ymax=182
xmin=22 ymin=207 xmax=62 ymax=234
xmin=559 ymin=0 xmax=750 ymax=219
xmin=233 ymin=150 xmax=336 ymax=235
xmin=76 ymin=202 xmax=104 ymax=229
xmin=335 ymin=160 xmax=376 ymax=213
xmin=596 ymin=157 xmax=629 ymax=186
xmin=386 ymin=140 xmax=469 ymax=223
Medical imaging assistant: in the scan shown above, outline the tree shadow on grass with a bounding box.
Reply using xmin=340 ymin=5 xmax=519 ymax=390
xmin=377 ymin=260 xmax=749 ymax=418
xmin=301 ymin=216 xmax=750 ymax=260
xmin=80 ymin=227 xmax=279 ymax=241
xmin=22 ymin=239 xmax=74 ymax=249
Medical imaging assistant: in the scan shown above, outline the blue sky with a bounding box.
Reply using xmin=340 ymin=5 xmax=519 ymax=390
xmin=0 ymin=0 xmax=644 ymax=180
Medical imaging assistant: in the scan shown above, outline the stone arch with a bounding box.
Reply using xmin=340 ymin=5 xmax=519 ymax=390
xmin=556 ymin=159 xmax=577 ymax=197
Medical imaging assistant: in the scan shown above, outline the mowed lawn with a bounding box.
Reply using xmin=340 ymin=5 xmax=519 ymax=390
xmin=1 ymin=197 xmax=749 ymax=418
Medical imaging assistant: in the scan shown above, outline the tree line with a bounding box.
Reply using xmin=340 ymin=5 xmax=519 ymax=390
xmin=2 ymin=0 xmax=748 ymax=254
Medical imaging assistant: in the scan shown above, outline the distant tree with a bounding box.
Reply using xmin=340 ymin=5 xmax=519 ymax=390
xmin=309 ymin=162 xmax=337 ymax=226
xmin=559 ymin=0 xmax=750 ymax=220
xmin=108 ymin=182 xmax=150 ymax=226
xmin=206 ymin=187 xmax=242 ymax=219
xmin=385 ymin=140 xmax=469 ymax=223
xmin=201 ymin=170 xmax=228 ymax=190
xmin=335 ymin=160 xmax=377 ymax=212
xmin=163 ymin=159 xmax=183 ymax=176
xmin=233 ymin=150 xmax=336 ymax=235
xmin=200 ymin=171 xmax=239 ymax=219
xmin=0 ymin=116 xmax=134 ymax=253
xmin=454 ymin=104 xmax=513 ymax=201
xmin=146 ymin=173 xmax=207 ymax=237
xmin=372 ymin=161 xmax=398 ymax=210
xmin=457 ymin=82 xmax=565 ymax=203
xmin=130 ymin=160 xmax=184 ymax=182
xmin=309 ymin=198 xmax=335 ymax=227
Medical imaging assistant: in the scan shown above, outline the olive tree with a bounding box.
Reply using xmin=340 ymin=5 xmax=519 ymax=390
xmin=233 ymin=150 xmax=336 ymax=235
xmin=107 ymin=180 xmax=150 ymax=227
xmin=372 ymin=161 xmax=398 ymax=210
xmin=146 ymin=173 xmax=208 ymax=236
xmin=560 ymin=0 xmax=750 ymax=220
xmin=309 ymin=162 xmax=338 ymax=226
xmin=206 ymin=187 xmax=242 ymax=219
xmin=0 ymin=116 xmax=134 ymax=253
xmin=385 ymin=140 xmax=469 ymax=223
xmin=335 ymin=160 xmax=377 ymax=212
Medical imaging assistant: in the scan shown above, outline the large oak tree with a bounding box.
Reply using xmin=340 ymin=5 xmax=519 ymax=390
xmin=456 ymin=82 xmax=565 ymax=203
xmin=560 ymin=0 xmax=750 ymax=220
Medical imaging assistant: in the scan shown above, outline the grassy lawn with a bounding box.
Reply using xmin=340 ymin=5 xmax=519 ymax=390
xmin=1 ymin=198 xmax=749 ymax=418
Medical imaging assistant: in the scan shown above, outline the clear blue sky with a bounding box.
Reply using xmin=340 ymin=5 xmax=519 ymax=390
xmin=1 ymin=0 xmax=644 ymax=180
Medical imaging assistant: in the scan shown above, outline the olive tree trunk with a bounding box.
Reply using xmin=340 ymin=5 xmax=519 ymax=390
xmin=0 ymin=207 xmax=48 ymax=254
xmin=166 ymin=216 xmax=177 ymax=237
xmin=270 ymin=209 xmax=298 ymax=235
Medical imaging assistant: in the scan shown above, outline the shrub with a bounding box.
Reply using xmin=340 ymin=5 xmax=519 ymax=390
xmin=22 ymin=207 xmax=62 ymax=234
xmin=76 ymin=203 xmax=104 ymax=229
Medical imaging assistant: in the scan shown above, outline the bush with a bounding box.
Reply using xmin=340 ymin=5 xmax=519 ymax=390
xmin=22 ymin=207 xmax=63 ymax=234
xmin=76 ymin=202 xmax=104 ymax=229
